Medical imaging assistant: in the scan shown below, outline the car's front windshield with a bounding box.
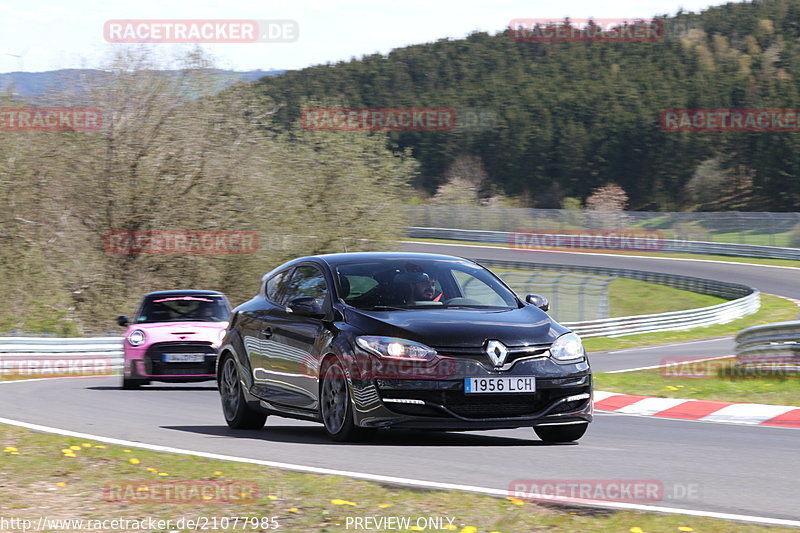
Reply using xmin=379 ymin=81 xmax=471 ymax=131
xmin=334 ymin=258 xmax=519 ymax=310
xmin=135 ymin=295 xmax=231 ymax=323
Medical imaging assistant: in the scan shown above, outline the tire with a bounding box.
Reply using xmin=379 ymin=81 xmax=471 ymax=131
xmin=122 ymin=377 xmax=143 ymax=390
xmin=319 ymin=358 xmax=376 ymax=442
xmin=534 ymin=423 xmax=588 ymax=443
xmin=219 ymin=355 xmax=267 ymax=430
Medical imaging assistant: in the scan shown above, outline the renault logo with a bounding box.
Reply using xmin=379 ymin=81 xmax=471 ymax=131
xmin=485 ymin=340 xmax=508 ymax=367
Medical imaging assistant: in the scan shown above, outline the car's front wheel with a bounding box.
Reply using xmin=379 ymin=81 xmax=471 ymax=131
xmin=122 ymin=377 xmax=145 ymax=389
xmin=219 ymin=355 xmax=267 ymax=430
xmin=534 ymin=423 xmax=588 ymax=443
xmin=320 ymin=358 xmax=376 ymax=442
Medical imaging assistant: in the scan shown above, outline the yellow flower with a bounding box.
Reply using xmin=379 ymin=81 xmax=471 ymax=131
xmin=146 ymin=468 xmax=158 ymax=473
xmin=288 ymin=508 xmax=299 ymax=513
xmin=60 ymin=449 xmax=72 ymax=454
xmin=128 ymin=458 xmax=140 ymax=465
xmin=3 ymin=446 xmax=17 ymax=452
xmin=123 ymin=449 xmax=131 ymax=453
xmin=506 ymin=496 xmax=524 ymax=505
xmin=213 ymin=471 xmax=223 ymax=476
xmin=158 ymin=472 xmax=169 ymax=476
xmin=10 ymin=451 xmax=19 ymax=455
xmin=137 ymin=486 xmax=149 ymax=492
xmin=63 ymin=453 xmax=76 ymax=457
xmin=69 ymin=445 xmax=81 ymax=451
xmin=666 ymin=386 xmax=679 ymax=391
xmin=378 ymin=504 xmax=391 ymax=508
xmin=202 ymin=495 xmax=212 ymax=500
xmin=331 ymin=499 xmax=357 ymax=506
xmin=461 ymin=527 xmax=477 ymax=533
xmin=445 ymin=527 xmax=457 ymax=531
xmin=410 ymin=527 xmax=423 ymax=532
xmin=630 ymin=528 xmax=645 ymax=533
xmin=56 ymin=482 xmax=67 ymax=488
xmin=81 ymin=443 xmax=92 ymax=448
xmin=267 ymin=495 xmax=278 ymax=500
xmin=678 ymin=528 xmax=694 ymax=532
xmin=95 ymin=445 xmax=107 ymax=449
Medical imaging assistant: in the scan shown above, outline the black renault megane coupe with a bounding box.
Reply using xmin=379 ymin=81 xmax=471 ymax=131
xmin=217 ymin=252 xmax=592 ymax=442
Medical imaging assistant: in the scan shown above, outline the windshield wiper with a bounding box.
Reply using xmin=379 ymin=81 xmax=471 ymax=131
xmin=362 ymin=305 xmax=408 ymax=311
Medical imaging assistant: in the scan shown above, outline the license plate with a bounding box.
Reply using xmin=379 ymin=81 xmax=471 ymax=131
xmin=163 ymin=353 xmax=206 ymax=363
xmin=464 ymin=376 xmax=536 ymax=394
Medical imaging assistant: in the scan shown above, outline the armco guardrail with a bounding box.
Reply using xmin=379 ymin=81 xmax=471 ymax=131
xmin=735 ymin=321 xmax=800 ymax=365
xmin=407 ymin=227 xmax=800 ymax=260
xmin=0 ymin=258 xmax=761 ymax=363
xmin=475 ymin=258 xmax=760 ymax=337
xmin=0 ymin=337 xmax=123 ymax=377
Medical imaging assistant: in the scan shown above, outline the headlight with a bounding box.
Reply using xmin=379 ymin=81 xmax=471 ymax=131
xmin=356 ymin=336 xmax=437 ymax=361
xmin=549 ymin=332 xmax=585 ymax=363
xmin=218 ymin=329 xmax=227 ymax=342
xmin=127 ymin=329 xmax=146 ymax=347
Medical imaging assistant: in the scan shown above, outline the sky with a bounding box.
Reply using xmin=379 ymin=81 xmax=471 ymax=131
xmin=0 ymin=0 xmax=737 ymax=73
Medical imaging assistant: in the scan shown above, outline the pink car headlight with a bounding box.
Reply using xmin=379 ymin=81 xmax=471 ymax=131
xmin=127 ymin=329 xmax=146 ymax=347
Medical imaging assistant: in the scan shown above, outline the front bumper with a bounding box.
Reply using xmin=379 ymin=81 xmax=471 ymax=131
xmin=126 ymin=341 xmax=218 ymax=382
xmin=349 ymin=354 xmax=592 ymax=430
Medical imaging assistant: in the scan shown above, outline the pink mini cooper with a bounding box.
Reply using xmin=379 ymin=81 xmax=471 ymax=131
xmin=117 ymin=290 xmax=232 ymax=389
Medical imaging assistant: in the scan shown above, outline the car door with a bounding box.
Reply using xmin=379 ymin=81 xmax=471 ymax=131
xmin=241 ymin=267 xmax=293 ymax=401
xmin=266 ymin=263 xmax=332 ymax=410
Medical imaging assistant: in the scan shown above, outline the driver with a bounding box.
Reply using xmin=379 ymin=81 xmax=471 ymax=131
xmin=411 ymin=272 xmax=437 ymax=301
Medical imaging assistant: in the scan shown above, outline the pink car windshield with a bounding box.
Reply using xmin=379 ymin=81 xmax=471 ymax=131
xmin=136 ymin=295 xmax=230 ymax=323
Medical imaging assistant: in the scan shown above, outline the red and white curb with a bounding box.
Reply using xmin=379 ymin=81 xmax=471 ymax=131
xmin=594 ymin=391 xmax=800 ymax=428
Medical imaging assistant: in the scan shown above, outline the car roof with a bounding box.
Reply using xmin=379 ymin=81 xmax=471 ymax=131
xmin=259 ymin=252 xmax=480 ymax=282
xmin=142 ymin=290 xmax=225 ymax=298
xmin=312 ymin=251 xmax=475 ymax=266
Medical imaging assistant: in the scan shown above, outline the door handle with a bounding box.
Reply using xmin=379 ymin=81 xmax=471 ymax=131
xmin=261 ymin=328 xmax=273 ymax=338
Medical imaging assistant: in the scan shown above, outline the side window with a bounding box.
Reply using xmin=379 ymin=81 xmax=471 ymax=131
xmin=281 ymin=265 xmax=328 ymax=306
xmin=265 ymin=270 xmax=290 ymax=303
xmin=452 ymin=270 xmax=506 ymax=306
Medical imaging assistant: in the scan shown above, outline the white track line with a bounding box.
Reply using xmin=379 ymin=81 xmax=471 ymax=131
xmin=601 ymin=338 xmax=732 ymax=355
xmin=403 ymin=241 xmax=800 ymax=271
xmin=605 ymin=355 xmax=735 ymax=374
xmin=0 ymin=415 xmax=798 ymax=527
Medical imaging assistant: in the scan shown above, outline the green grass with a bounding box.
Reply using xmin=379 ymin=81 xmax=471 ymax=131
xmin=608 ymin=278 xmax=725 ymax=317
xmin=1 ymin=423 xmax=796 ymax=533
xmin=493 ymin=268 xmax=727 ymax=319
xmin=584 ymin=294 xmax=799 ymax=352
xmin=595 ymin=358 xmax=800 ymax=405
xmin=407 ymin=238 xmax=800 ymax=269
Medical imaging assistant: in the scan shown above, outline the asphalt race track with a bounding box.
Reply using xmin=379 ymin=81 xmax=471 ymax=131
xmin=1 ymin=244 xmax=798 ymax=524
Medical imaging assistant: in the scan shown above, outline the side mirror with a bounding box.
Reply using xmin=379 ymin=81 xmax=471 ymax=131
xmin=117 ymin=315 xmax=129 ymax=327
xmin=525 ymin=294 xmax=550 ymax=312
xmin=286 ymin=297 xmax=324 ymax=318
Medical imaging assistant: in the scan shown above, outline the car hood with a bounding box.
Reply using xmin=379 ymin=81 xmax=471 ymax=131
xmin=346 ymin=305 xmax=568 ymax=348
xmin=125 ymin=321 xmax=228 ymax=345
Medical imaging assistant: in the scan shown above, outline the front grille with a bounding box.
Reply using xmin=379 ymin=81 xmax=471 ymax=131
xmin=381 ymin=385 xmax=588 ymax=419
xmin=431 ymin=344 xmax=550 ymax=367
xmin=145 ymin=341 xmax=217 ymax=376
